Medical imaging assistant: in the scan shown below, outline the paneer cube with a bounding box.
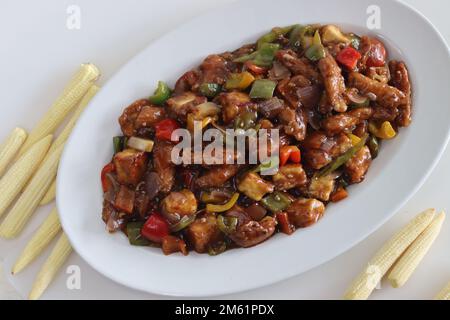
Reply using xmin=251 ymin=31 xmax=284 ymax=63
xmin=272 ymin=164 xmax=308 ymax=190
xmin=286 ymin=198 xmax=325 ymax=228
xmin=186 ymin=215 xmax=222 ymax=253
xmin=238 ymin=172 xmax=274 ymax=201
xmin=217 ymin=92 xmax=251 ymax=124
xmin=166 ymin=92 xmax=206 ymax=118
xmin=134 ymin=105 xmax=165 ymax=128
xmin=161 ymin=189 xmax=197 ymax=217
xmin=114 ymin=185 xmax=135 ymax=214
xmin=307 ymin=174 xmax=336 ymax=202
xmin=113 ymin=149 xmax=148 ymax=186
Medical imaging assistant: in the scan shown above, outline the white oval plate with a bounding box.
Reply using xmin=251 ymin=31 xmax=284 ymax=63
xmin=58 ymin=0 xmax=450 ymax=297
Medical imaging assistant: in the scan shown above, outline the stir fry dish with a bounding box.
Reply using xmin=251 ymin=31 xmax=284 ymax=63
xmin=101 ymin=24 xmax=412 ymax=256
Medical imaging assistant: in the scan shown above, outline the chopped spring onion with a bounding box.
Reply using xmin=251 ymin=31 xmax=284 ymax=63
xmin=207 ymin=241 xmax=227 ymax=256
xmin=199 ymin=83 xmax=222 ymax=98
xmin=113 ymin=136 xmax=126 ymax=154
xmin=317 ymin=134 xmax=369 ymax=177
xmin=127 ymin=137 xmax=154 ymax=152
xmin=368 ymin=135 xmax=380 ymax=159
xmin=217 ymin=215 xmax=238 ymax=234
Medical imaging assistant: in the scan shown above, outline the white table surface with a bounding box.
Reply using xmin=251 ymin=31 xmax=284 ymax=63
xmin=0 ymin=0 xmax=449 ymax=300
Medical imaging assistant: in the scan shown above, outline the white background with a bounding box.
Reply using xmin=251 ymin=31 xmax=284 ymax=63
xmin=0 ymin=0 xmax=449 ymax=299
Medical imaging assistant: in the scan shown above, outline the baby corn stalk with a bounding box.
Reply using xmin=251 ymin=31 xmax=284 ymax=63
xmin=343 ymin=209 xmax=436 ymax=300
xmin=0 ymin=144 xmax=64 ymax=238
xmin=39 ymin=85 xmax=100 ymax=206
xmin=28 ymin=233 xmax=72 ymax=300
xmin=434 ymin=281 xmax=450 ymax=300
xmin=39 ymin=179 xmax=56 ymax=206
xmin=17 ymin=63 xmax=100 ymax=157
xmin=388 ymin=211 xmax=446 ymax=288
xmin=0 ymin=135 xmax=52 ymax=219
xmin=12 ymin=208 xmax=61 ymax=274
xmin=0 ymin=127 xmax=27 ymax=177
xmin=46 ymin=84 xmax=100 ymax=156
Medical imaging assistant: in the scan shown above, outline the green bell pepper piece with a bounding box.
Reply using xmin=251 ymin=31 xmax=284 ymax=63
xmin=261 ymin=192 xmax=293 ymax=213
xmin=257 ymin=25 xmax=296 ymax=49
xmin=199 ymin=83 xmax=222 ymax=98
xmin=249 ymin=79 xmax=277 ymax=99
xmin=149 ymin=81 xmax=171 ymax=105
xmin=126 ymin=222 xmax=150 ymax=246
xmin=305 ymin=30 xmax=326 ymax=61
xmin=234 ymin=111 xmax=257 ymax=130
xmin=113 ymin=136 xmax=126 ymax=154
xmin=217 ymin=215 xmax=238 ymax=235
xmin=233 ymin=43 xmax=280 ymax=67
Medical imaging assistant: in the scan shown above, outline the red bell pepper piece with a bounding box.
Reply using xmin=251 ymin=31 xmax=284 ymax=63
xmin=101 ymin=162 xmax=115 ymax=192
xmin=365 ymin=38 xmax=386 ymax=68
xmin=155 ymin=119 xmax=180 ymax=141
xmin=276 ymin=212 xmax=294 ymax=235
xmin=141 ymin=212 xmax=170 ymax=243
xmin=336 ymin=47 xmax=362 ymax=70
xmin=279 ymin=146 xmax=301 ymax=167
xmin=330 ymin=187 xmax=349 ymax=203
xmin=245 ymin=61 xmax=267 ymax=75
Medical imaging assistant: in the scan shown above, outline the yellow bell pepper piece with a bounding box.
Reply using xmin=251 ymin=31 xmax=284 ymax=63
xmin=206 ymin=193 xmax=239 ymax=213
xmin=347 ymin=133 xmax=361 ymax=146
xmin=225 ymin=72 xmax=255 ymax=90
xmin=187 ymin=115 xmax=213 ymax=132
xmin=369 ymin=121 xmax=397 ymax=140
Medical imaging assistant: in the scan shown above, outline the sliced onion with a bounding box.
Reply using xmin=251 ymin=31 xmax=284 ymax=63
xmin=144 ymin=171 xmax=161 ymax=200
xmin=103 ymin=173 xmax=120 ymax=204
xmin=106 ymin=211 xmax=126 ymax=233
xmin=258 ymin=97 xmax=284 ymax=118
xmin=296 ymin=85 xmax=321 ymax=109
xmin=192 ymin=102 xmax=221 ymax=118
xmin=268 ymin=61 xmax=291 ymax=80
xmin=366 ymin=92 xmax=377 ymax=101
xmin=127 ymin=137 xmax=154 ymax=152
xmin=170 ymin=214 xmax=196 ymax=232
xmin=346 ymin=88 xmax=370 ymax=106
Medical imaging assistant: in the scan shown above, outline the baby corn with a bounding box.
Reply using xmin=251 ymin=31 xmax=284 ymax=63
xmin=0 ymin=135 xmax=52 ymax=218
xmin=46 ymin=84 xmax=100 ymax=156
xmin=39 ymin=179 xmax=56 ymax=205
xmin=0 ymin=144 xmax=64 ymax=238
xmin=12 ymin=208 xmax=61 ymax=274
xmin=388 ymin=211 xmax=446 ymax=288
xmin=39 ymin=85 xmax=100 ymax=206
xmin=0 ymin=127 xmax=27 ymax=177
xmin=28 ymin=233 xmax=72 ymax=300
xmin=17 ymin=63 xmax=100 ymax=157
xmin=434 ymin=281 xmax=450 ymax=300
xmin=343 ymin=209 xmax=436 ymax=300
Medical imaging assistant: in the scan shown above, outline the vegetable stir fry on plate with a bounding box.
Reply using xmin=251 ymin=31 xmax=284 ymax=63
xmin=100 ymin=24 xmax=412 ymax=255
